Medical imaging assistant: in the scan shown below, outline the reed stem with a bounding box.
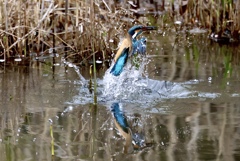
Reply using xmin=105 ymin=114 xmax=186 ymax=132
xmin=50 ymin=124 xmax=55 ymax=156
xmin=93 ymin=51 xmax=97 ymax=104
xmin=64 ymin=0 xmax=68 ymax=59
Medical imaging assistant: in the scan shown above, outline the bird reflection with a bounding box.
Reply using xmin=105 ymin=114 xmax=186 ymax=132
xmin=110 ymin=25 xmax=156 ymax=76
xmin=110 ymin=102 xmax=147 ymax=153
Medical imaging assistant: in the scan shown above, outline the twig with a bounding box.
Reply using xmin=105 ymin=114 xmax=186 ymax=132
xmin=5 ymin=1 xmax=56 ymax=53
xmin=101 ymin=0 xmax=112 ymax=12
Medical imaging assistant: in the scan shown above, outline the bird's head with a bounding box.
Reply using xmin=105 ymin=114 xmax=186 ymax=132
xmin=128 ymin=25 xmax=157 ymax=39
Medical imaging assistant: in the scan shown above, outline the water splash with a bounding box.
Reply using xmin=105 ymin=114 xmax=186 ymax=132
xmin=61 ymin=57 xmax=86 ymax=83
xmin=101 ymin=54 xmax=196 ymax=103
xmin=102 ymin=56 xmax=149 ymax=100
xmin=66 ymin=55 xmax=220 ymax=106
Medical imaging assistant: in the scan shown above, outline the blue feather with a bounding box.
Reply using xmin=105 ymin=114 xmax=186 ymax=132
xmin=110 ymin=25 xmax=156 ymax=76
xmin=111 ymin=103 xmax=129 ymax=133
xmin=132 ymin=37 xmax=146 ymax=55
xmin=110 ymin=48 xmax=129 ymax=76
xmin=111 ymin=103 xmax=146 ymax=148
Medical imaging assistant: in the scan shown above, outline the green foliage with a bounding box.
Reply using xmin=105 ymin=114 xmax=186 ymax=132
xmin=223 ymin=50 xmax=232 ymax=78
xmin=131 ymin=54 xmax=141 ymax=70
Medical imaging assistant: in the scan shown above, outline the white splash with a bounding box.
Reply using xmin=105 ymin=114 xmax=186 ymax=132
xmin=102 ymin=56 xmax=149 ymax=100
xmin=66 ymin=55 xmax=220 ymax=107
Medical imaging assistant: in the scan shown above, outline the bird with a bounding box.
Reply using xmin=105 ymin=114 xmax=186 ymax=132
xmin=110 ymin=25 xmax=157 ymax=76
xmin=111 ymin=102 xmax=146 ymax=153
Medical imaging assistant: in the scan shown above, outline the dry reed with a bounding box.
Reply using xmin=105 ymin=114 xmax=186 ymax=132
xmin=0 ymin=0 xmax=239 ymax=64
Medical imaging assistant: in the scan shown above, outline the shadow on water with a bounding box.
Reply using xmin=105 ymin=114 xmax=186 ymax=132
xmin=1 ymin=32 xmax=240 ymax=161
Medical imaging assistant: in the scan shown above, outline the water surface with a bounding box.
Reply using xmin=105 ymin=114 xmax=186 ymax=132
xmin=0 ymin=32 xmax=240 ymax=161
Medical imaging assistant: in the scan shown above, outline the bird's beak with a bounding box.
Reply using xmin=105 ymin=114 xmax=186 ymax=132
xmin=142 ymin=26 xmax=157 ymax=31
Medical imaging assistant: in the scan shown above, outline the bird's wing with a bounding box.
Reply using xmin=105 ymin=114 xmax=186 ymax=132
xmin=111 ymin=103 xmax=130 ymax=134
xmin=110 ymin=48 xmax=129 ymax=76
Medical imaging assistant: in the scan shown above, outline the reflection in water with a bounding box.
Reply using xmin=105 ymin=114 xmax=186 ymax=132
xmin=111 ymin=102 xmax=134 ymax=153
xmin=110 ymin=102 xmax=149 ymax=153
xmin=1 ymin=34 xmax=240 ymax=161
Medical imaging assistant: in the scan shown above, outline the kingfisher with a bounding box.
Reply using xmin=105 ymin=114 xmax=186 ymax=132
xmin=111 ymin=102 xmax=146 ymax=153
xmin=110 ymin=25 xmax=157 ymax=76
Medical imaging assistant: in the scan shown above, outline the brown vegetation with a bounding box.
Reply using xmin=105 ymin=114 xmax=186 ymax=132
xmin=0 ymin=0 xmax=239 ymax=64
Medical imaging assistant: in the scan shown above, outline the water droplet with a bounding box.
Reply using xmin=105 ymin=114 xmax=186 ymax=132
xmin=63 ymin=106 xmax=74 ymax=113
xmin=109 ymin=39 xmax=114 ymax=42
xmin=208 ymin=77 xmax=212 ymax=83
xmin=49 ymin=48 xmax=53 ymax=53
xmin=68 ymin=63 xmax=73 ymax=67
xmin=53 ymin=63 xmax=60 ymax=66
xmin=174 ymin=21 xmax=182 ymax=25
xmin=49 ymin=119 xmax=53 ymax=124
xmin=96 ymin=60 xmax=102 ymax=64
xmin=14 ymin=58 xmax=22 ymax=62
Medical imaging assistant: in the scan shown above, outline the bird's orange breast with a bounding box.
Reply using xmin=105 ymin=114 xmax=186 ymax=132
xmin=114 ymin=34 xmax=132 ymax=62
